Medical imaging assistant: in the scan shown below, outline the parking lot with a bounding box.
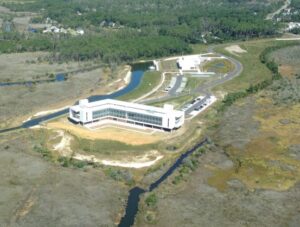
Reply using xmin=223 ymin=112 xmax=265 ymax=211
xmin=182 ymin=94 xmax=216 ymax=116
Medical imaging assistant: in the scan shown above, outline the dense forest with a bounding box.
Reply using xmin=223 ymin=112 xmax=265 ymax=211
xmin=0 ymin=0 xmax=283 ymax=63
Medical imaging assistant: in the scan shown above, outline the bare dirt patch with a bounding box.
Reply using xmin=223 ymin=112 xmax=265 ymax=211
xmin=279 ymin=65 xmax=296 ymax=78
xmin=52 ymin=130 xmax=73 ymax=157
xmin=225 ymin=45 xmax=247 ymax=56
xmin=46 ymin=119 xmax=164 ymax=145
xmin=73 ymin=150 xmax=163 ymax=169
xmin=49 ymin=129 xmax=163 ymax=168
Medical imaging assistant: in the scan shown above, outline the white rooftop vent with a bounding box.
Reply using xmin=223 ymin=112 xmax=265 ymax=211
xmin=79 ymin=99 xmax=89 ymax=107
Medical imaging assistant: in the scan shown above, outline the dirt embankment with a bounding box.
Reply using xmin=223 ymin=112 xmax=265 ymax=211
xmin=50 ymin=128 xmax=164 ymax=168
xmin=225 ymin=45 xmax=247 ymax=56
xmin=47 ymin=119 xmax=163 ymax=145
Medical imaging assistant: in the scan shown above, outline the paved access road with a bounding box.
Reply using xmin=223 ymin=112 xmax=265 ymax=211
xmin=168 ymin=74 xmax=183 ymax=95
xmin=194 ymin=50 xmax=243 ymax=95
xmin=141 ymin=47 xmax=243 ymax=110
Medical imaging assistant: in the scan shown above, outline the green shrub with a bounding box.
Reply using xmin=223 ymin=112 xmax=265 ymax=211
xmin=145 ymin=193 xmax=157 ymax=207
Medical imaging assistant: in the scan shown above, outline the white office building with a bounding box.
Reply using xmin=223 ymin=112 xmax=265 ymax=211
xmin=69 ymin=99 xmax=185 ymax=131
xmin=177 ymin=55 xmax=203 ymax=71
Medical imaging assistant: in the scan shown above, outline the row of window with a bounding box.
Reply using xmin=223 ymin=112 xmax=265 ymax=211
xmin=92 ymin=108 xmax=163 ymax=126
xmin=71 ymin=110 xmax=80 ymax=119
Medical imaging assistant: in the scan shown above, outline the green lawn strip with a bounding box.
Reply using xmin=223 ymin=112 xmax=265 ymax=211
xmin=149 ymin=94 xmax=194 ymax=109
xmin=212 ymin=39 xmax=300 ymax=92
xmin=119 ymin=71 xmax=162 ymax=101
xmin=159 ymin=59 xmax=178 ymax=71
xmin=202 ymin=59 xmax=235 ymax=74
xmin=72 ymin=136 xmax=157 ymax=155
xmin=184 ymin=77 xmax=207 ymax=91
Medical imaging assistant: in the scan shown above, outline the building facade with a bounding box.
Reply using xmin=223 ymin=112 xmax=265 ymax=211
xmin=69 ymin=99 xmax=185 ymax=131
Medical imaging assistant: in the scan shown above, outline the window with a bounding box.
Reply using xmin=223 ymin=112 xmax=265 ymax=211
xmin=92 ymin=108 xmax=162 ymax=126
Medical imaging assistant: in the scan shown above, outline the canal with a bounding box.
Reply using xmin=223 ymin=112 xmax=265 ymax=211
xmin=0 ymin=62 xmax=153 ymax=133
xmin=118 ymin=138 xmax=207 ymax=227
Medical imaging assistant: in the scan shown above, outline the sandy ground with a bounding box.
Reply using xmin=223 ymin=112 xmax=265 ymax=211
xmin=50 ymin=129 xmax=163 ymax=168
xmin=124 ymin=70 xmax=132 ymax=84
xmin=46 ymin=119 xmax=164 ymax=145
xmin=52 ymin=130 xmax=73 ymax=157
xmin=276 ymin=37 xmax=300 ymax=41
xmin=225 ymin=45 xmax=247 ymax=56
xmin=73 ymin=150 xmax=163 ymax=169
xmin=279 ymin=65 xmax=296 ymax=78
xmin=153 ymin=60 xmax=160 ymax=71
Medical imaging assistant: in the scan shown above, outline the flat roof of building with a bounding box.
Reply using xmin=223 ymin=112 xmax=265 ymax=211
xmin=71 ymin=99 xmax=183 ymax=116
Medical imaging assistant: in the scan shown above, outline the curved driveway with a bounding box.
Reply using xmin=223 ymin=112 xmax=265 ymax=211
xmin=141 ymin=47 xmax=243 ymax=106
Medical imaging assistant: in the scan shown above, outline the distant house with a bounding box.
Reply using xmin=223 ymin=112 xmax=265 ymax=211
xmin=60 ymin=28 xmax=68 ymax=34
xmin=100 ymin=20 xmax=106 ymax=27
xmin=99 ymin=20 xmax=118 ymax=28
xmin=76 ymin=28 xmax=85 ymax=35
xmin=286 ymin=22 xmax=300 ymax=31
xmin=43 ymin=25 xmax=60 ymax=33
xmin=108 ymin=21 xmax=116 ymax=27
xmin=42 ymin=25 xmax=84 ymax=36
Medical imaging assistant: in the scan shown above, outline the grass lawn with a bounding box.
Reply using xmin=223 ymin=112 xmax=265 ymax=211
xmin=149 ymin=94 xmax=194 ymax=109
xmin=119 ymin=71 xmax=162 ymax=101
xmin=209 ymin=39 xmax=300 ymax=92
xmin=160 ymin=59 xmax=179 ymax=72
xmin=202 ymin=59 xmax=235 ymax=74
xmin=72 ymin=136 xmax=157 ymax=156
xmin=185 ymin=77 xmax=207 ymax=91
xmin=190 ymin=43 xmax=210 ymax=54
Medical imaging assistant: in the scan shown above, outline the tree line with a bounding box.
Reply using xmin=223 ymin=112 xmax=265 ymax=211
xmin=0 ymin=0 xmax=282 ymax=63
xmin=218 ymin=43 xmax=298 ymax=112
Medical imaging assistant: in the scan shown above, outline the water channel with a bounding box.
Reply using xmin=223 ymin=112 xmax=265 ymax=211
xmin=118 ymin=138 xmax=207 ymax=227
xmin=0 ymin=61 xmax=208 ymax=227
xmin=0 ymin=73 xmax=67 ymax=87
xmin=0 ymin=62 xmax=153 ymax=133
